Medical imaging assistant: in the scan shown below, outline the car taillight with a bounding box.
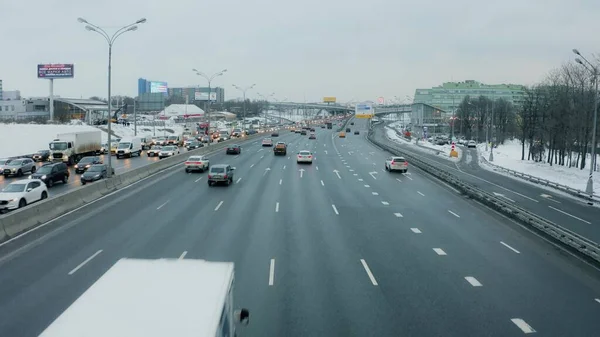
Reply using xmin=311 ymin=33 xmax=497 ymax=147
xmin=390 ymin=161 xmax=395 ymax=165
xmin=223 ymin=174 xmax=228 ymax=179
xmin=185 ymin=161 xmax=190 ymax=164
xmin=308 ymin=156 xmax=312 ymax=158
xmin=404 ymin=162 xmax=408 ymax=166
xmin=208 ymin=175 xmax=212 ymax=179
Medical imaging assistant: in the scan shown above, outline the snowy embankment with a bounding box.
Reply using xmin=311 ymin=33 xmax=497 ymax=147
xmin=478 ymin=140 xmax=600 ymax=194
xmin=384 ymin=124 xmax=461 ymax=163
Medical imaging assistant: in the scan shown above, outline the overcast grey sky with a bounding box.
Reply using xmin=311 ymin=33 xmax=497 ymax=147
xmin=1 ymin=0 xmax=598 ymax=103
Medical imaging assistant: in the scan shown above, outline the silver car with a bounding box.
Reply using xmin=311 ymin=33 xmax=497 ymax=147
xmin=158 ymin=146 xmax=180 ymax=159
xmin=3 ymin=158 xmax=36 ymax=177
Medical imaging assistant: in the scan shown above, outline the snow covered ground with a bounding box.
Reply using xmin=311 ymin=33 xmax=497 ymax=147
xmin=384 ymin=124 xmax=461 ymax=163
xmin=478 ymin=140 xmax=600 ymax=194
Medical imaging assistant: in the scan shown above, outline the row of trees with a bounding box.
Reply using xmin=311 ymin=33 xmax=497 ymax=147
xmin=454 ymin=60 xmax=599 ymax=170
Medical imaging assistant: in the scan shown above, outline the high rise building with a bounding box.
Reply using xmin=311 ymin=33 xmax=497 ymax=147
xmin=414 ymin=80 xmax=525 ymax=113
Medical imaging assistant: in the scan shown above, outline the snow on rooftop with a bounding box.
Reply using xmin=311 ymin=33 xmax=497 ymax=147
xmin=39 ymin=258 xmax=234 ymax=337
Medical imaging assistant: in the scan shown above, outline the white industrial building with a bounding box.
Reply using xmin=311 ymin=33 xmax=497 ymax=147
xmin=159 ymin=104 xmax=205 ymax=117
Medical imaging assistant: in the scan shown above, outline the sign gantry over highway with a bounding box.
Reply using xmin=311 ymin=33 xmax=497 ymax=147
xmin=355 ymin=102 xmax=374 ymax=119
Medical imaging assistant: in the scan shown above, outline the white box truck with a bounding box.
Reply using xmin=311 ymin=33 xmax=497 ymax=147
xmin=49 ymin=130 xmax=102 ymax=165
xmin=116 ymin=137 xmax=143 ymax=159
xmin=38 ymin=258 xmax=250 ymax=337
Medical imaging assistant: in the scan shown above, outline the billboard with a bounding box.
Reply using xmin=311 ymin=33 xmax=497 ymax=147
xmin=323 ymin=96 xmax=336 ymax=103
xmin=194 ymin=92 xmax=217 ymax=101
xmin=355 ymin=102 xmax=374 ymax=119
xmin=149 ymin=81 xmax=168 ymax=93
xmin=377 ymin=97 xmax=385 ymax=105
xmin=37 ymin=64 xmax=74 ymax=79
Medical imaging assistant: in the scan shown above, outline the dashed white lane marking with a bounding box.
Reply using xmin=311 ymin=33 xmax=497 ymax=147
xmin=68 ymin=250 xmax=103 ymax=275
xmin=358 ymin=178 xmax=364 ymax=181
xmin=236 ymin=178 xmax=242 ymax=184
xmin=283 ymin=165 xmax=286 ymax=170
xmin=287 ymin=156 xmax=290 ymax=159
xmin=510 ymin=318 xmax=536 ymax=334
xmin=353 ymin=173 xmax=358 ymax=176
xmin=464 ymin=276 xmax=482 ymax=287
xmin=156 ymin=200 xmax=169 ymax=210
xmin=179 ymin=251 xmax=187 ymax=259
xmin=411 ymin=228 xmax=422 ymax=233
xmin=394 ymin=212 xmax=403 ymax=218
xmin=279 ymin=179 xmax=282 ymax=185
xmin=275 ymin=202 xmax=279 ymax=213
xmin=595 ymin=298 xmax=600 ymax=304
xmin=321 ymin=180 xmax=325 ymax=186
xmin=332 ymin=204 xmax=339 ymax=215
xmin=372 ymin=192 xmax=379 ymax=195
xmin=261 ymin=155 xmax=264 ymax=159
xmin=404 ymin=175 xmax=414 ymax=181
xmin=396 ymin=178 xmax=402 ymax=183
xmin=194 ymin=177 xmax=203 ymax=182
xmin=349 ymin=169 xmax=354 ymax=172
xmin=360 ymin=259 xmax=378 ymax=286
xmin=269 ymin=259 xmax=276 ymax=286
xmin=417 ymin=191 xmax=425 ymax=197
xmin=381 ymin=201 xmax=389 ymax=205
xmin=433 ymin=248 xmax=447 ymax=256
xmin=364 ymin=184 xmax=370 ymax=187
xmin=381 ymin=168 xmax=386 ymax=173
xmin=448 ymin=210 xmax=460 ymax=218
xmin=250 ymin=163 xmax=255 ymax=168
xmin=548 ymin=206 xmax=592 ymax=224
xmin=214 ymin=201 xmax=224 ymax=211
xmin=316 ymin=166 xmax=319 ymax=170
xmin=500 ymin=241 xmax=520 ymax=254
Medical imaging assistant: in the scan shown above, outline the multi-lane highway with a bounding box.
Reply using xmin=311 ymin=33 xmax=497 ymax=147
xmin=373 ymin=124 xmax=600 ymax=244
xmin=0 ymin=120 xmax=599 ymax=336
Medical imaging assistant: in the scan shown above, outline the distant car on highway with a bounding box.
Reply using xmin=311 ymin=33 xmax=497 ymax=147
xmin=207 ymin=164 xmax=235 ymax=186
xmin=339 ymin=132 xmax=346 ymax=138
xmin=147 ymin=145 xmax=162 ymax=157
xmin=262 ymin=138 xmax=273 ymax=147
xmin=81 ymin=164 xmax=113 ymax=185
xmin=297 ymin=150 xmax=313 ymax=164
xmin=354 ymin=130 xmax=359 ymax=135
xmin=0 ymin=159 xmax=12 ymax=172
xmin=384 ymin=156 xmax=408 ymax=173
xmin=3 ymin=158 xmax=36 ymax=177
xmin=33 ymin=150 xmax=51 ymax=162
xmin=309 ymin=133 xmax=316 ymax=140
xmin=29 ymin=162 xmax=70 ymax=187
xmin=158 ymin=146 xmax=179 ymax=159
xmin=271 ymin=131 xmax=279 ymax=137
xmin=226 ymin=144 xmax=241 ymax=155
xmin=186 ymin=140 xmax=202 ymax=150
xmin=345 ymin=128 xmax=351 ymax=132
xmin=185 ymin=155 xmax=210 ymax=173
xmin=74 ymin=156 xmax=103 ymax=174
xmin=0 ymin=179 xmax=48 ymax=212
xmin=467 ymin=140 xmax=476 ymax=148
xmin=274 ymin=142 xmax=287 ymax=155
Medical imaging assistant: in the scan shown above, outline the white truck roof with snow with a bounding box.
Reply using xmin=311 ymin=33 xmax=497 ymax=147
xmin=39 ymin=258 xmax=235 ymax=337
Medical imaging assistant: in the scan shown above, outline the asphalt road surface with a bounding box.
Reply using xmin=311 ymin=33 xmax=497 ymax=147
xmin=374 ymin=124 xmax=600 ymax=244
xmin=0 ymin=122 xmax=599 ymax=336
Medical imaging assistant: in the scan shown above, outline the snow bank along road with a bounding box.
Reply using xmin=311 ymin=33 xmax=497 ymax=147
xmin=0 ymin=120 xmax=599 ymax=337
xmin=374 ymin=123 xmax=600 ymax=246
xmin=0 ymin=146 xmax=190 ymax=200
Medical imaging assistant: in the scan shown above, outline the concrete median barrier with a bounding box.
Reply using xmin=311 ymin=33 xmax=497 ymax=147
xmin=0 ymin=132 xmax=267 ymax=243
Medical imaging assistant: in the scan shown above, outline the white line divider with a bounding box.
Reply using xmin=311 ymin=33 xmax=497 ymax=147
xmin=464 ymin=276 xmax=482 ymax=287
xmin=321 ymin=180 xmax=325 ymax=186
xmin=332 ymin=204 xmax=339 ymax=215
xmin=394 ymin=212 xmax=403 ymax=218
xmin=194 ymin=177 xmax=203 ymax=182
xmin=510 ymin=318 xmax=536 ymax=334
xmin=179 ymin=251 xmax=187 ymax=259
xmin=360 ymin=259 xmax=378 ymax=286
xmin=500 ymin=241 xmax=520 ymax=254
xmin=433 ymin=248 xmax=447 ymax=256
xmin=448 ymin=210 xmax=460 ymax=218
xmin=269 ymin=259 xmax=275 ymax=286
xmin=215 ymin=201 xmax=224 ymax=211
xmin=68 ymin=250 xmax=103 ymax=275
xmin=381 ymin=201 xmax=389 ymax=205
xmin=410 ymin=228 xmax=422 ymax=233
xmin=275 ymin=202 xmax=279 ymax=213
xmin=236 ymin=178 xmax=242 ymax=184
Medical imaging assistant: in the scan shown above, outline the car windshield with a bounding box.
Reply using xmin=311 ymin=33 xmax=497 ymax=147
xmin=118 ymin=143 xmax=131 ymax=149
xmin=299 ymin=151 xmax=311 ymax=155
xmin=87 ymin=165 xmax=104 ymax=172
xmin=2 ymin=183 xmax=26 ymax=193
xmin=188 ymin=157 xmax=202 ymax=162
xmin=211 ymin=167 xmax=225 ymax=173
xmin=36 ymin=166 xmax=53 ymax=174
xmin=163 ymin=146 xmax=175 ymax=151
xmin=168 ymin=136 xmax=177 ymax=140
xmin=263 ymin=139 xmax=271 ymax=142
xmin=9 ymin=160 xmax=23 ymax=165
xmin=49 ymin=142 xmax=68 ymax=150
xmin=393 ymin=158 xmax=406 ymax=162
xmin=151 ymin=146 xmax=161 ymax=150
xmin=37 ymin=150 xmax=49 ymax=154
xmin=230 ymin=145 xmax=239 ymax=148
xmin=79 ymin=157 xmax=95 ymax=164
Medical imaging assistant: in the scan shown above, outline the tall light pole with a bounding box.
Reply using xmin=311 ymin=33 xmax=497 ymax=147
xmin=78 ymin=17 xmax=146 ymax=178
xmin=193 ymin=69 xmax=227 ymax=146
xmin=489 ymin=99 xmax=495 ymax=162
xmin=232 ymin=83 xmax=255 ymax=133
xmin=573 ymin=48 xmax=599 ymax=199
xmin=257 ymin=92 xmax=275 ymax=129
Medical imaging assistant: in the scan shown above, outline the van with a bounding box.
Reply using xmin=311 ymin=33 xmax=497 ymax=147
xmin=116 ymin=137 xmax=143 ymax=159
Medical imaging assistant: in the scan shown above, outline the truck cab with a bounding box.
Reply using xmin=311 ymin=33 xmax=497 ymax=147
xmin=38 ymin=258 xmax=250 ymax=337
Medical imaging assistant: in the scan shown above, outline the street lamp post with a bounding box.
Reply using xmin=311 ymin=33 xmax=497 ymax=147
xmin=273 ymin=97 xmax=288 ymax=126
xmin=257 ymin=92 xmax=275 ymax=129
xmin=193 ymin=69 xmax=227 ymax=147
xmin=78 ymin=17 xmax=146 ymax=178
xmin=573 ymin=48 xmax=599 ymax=200
xmin=232 ymin=83 xmax=256 ymax=133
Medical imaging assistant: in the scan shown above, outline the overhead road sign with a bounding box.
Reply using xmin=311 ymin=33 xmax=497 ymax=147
xmin=323 ymin=97 xmax=336 ymax=103
xmin=355 ymin=102 xmax=374 ymax=119
xmin=38 ymin=64 xmax=74 ymax=79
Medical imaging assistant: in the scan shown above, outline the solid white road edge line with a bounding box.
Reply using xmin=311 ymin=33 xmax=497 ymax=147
xmin=215 ymin=201 xmax=224 ymax=211
xmin=500 ymin=241 xmax=521 ymax=254
xmin=360 ymin=259 xmax=378 ymax=286
xmin=510 ymin=318 xmax=536 ymax=334
xmin=156 ymin=200 xmax=169 ymax=210
xmin=331 ymin=204 xmax=339 ymax=215
xmin=269 ymin=258 xmax=275 ymax=286
xmin=548 ymin=205 xmax=592 ymax=224
xmin=417 ymin=191 xmax=425 ymax=196
xmin=179 ymin=251 xmax=187 ymax=259
xmin=464 ymin=276 xmax=482 ymax=287
xmin=448 ymin=210 xmax=460 ymax=218
xmin=68 ymin=250 xmax=103 ymax=275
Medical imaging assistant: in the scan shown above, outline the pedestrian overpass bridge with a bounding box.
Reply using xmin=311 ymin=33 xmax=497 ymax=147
xmin=269 ymin=101 xmax=416 ymax=115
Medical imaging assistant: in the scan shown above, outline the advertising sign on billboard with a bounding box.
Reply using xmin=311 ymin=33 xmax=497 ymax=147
xmin=323 ymin=96 xmax=336 ymax=103
xmin=355 ymin=102 xmax=374 ymax=119
xmin=149 ymin=81 xmax=168 ymax=93
xmin=377 ymin=97 xmax=385 ymax=105
xmin=194 ymin=92 xmax=217 ymax=101
xmin=37 ymin=64 xmax=74 ymax=79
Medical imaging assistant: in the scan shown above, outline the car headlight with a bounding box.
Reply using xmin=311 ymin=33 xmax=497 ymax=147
xmin=94 ymin=174 xmax=100 ymax=178
xmin=41 ymin=175 xmax=47 ymax=179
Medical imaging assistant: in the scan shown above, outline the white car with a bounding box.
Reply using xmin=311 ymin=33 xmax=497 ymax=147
xmin=262 ymin=138 xmax=273 ymax=147
xmin=185 ymin=155 xmax=210 ymax=173
xmin=147 ymin=145 xmax=162 ymax=157
xmin=0 ymin=179 xmax=48 ymax=212
xmin=467 ymin=140 xmax=476 ymax=148
xmin=158 ymin=146 xmax=180 ymax=159
xmin=297 ymin=150 xmax=313 ymax=164
xmin=385 ymin=156 xmax=408 ymax=173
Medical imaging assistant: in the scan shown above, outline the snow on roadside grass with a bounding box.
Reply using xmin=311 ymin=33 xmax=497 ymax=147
xmin=0 ymin=123 xmax=110 ymax=158
xmin=384 ymin=126 xmax=461 ymax=162
xmin=478 ymin=140 xmax=600 ymax=194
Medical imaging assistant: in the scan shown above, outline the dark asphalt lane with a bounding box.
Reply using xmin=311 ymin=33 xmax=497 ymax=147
xmin=1 ymin=124 xmax=600 ymax=336
xmin=374 ymin=123 xmax=600 ymax=244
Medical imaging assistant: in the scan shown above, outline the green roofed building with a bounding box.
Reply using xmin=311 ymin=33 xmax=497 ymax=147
xmin=413 ymin=80 xmax=525 ymax=113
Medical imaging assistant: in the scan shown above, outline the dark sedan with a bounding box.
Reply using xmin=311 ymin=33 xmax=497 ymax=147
xmin=186 ymin=141 xmax=202 ymax=150
xmin=32 ymin=150 xmax=50 ymax=162
xmin=74 ymin=156 xmax=103 ymax=174
xmin=226 ymin=145 xmax=241 ymax=155
xmin=81 ymin=164 xmax=114 ymax=185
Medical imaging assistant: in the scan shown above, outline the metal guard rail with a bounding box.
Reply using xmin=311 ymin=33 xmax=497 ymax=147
xmin=367 ymin=128 xmax=600 ymax=264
